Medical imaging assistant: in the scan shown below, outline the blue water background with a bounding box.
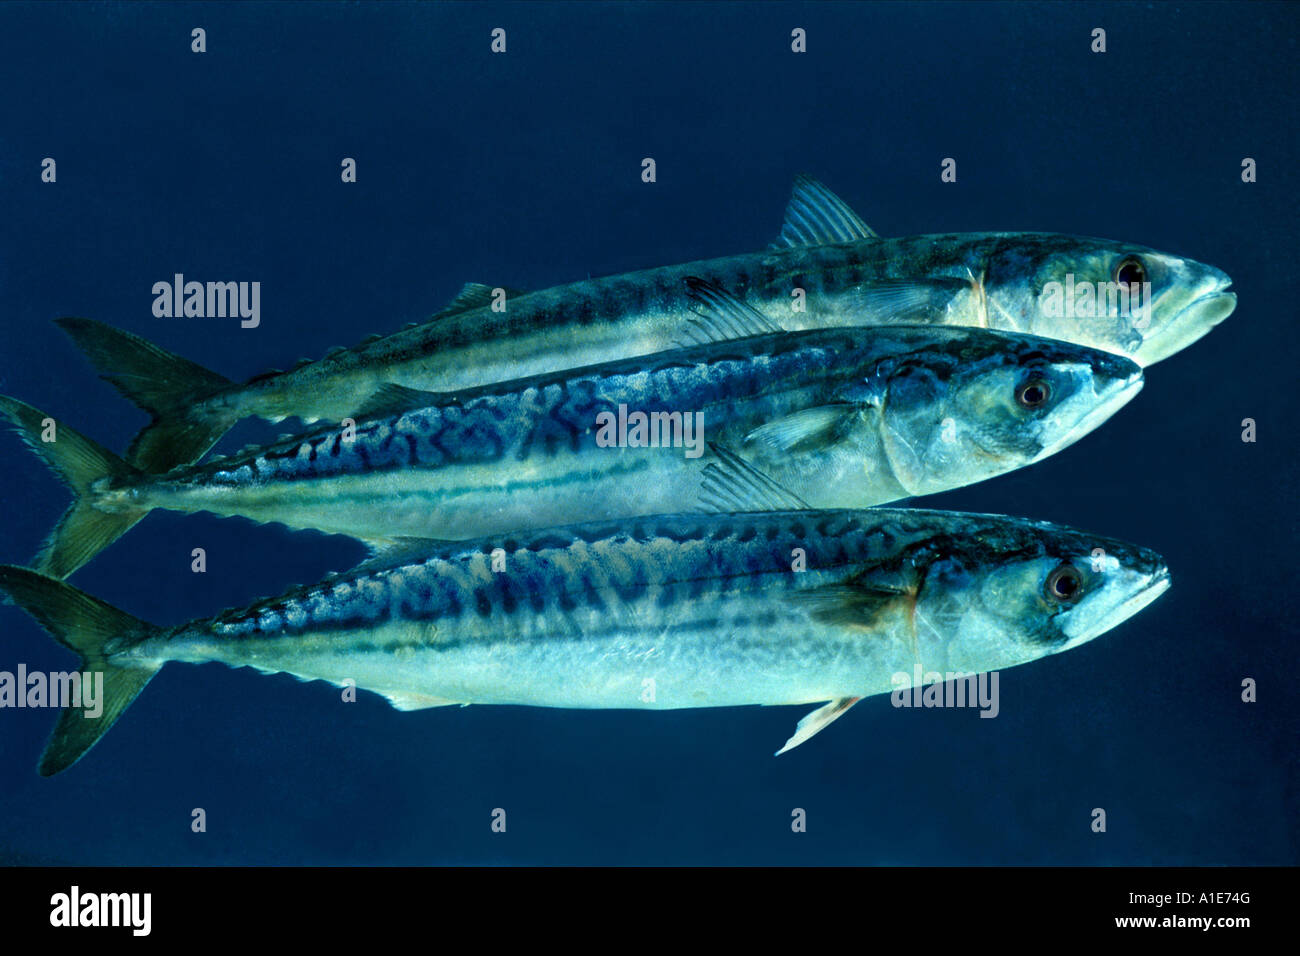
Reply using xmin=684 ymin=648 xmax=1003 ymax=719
xmin=0 ymin=1 xmax=1295 ymax=864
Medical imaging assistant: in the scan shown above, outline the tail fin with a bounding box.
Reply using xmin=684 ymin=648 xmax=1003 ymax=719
xmin=55 ymin=317 xmax=236 ymax=472
xmin=0 ymin=565 xmax=163 ymax=775
xmin=0 ymin=395 xmax=149 ymax=579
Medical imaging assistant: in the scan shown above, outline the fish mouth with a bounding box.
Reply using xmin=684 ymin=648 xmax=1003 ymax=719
xmin=1174 ymin=288 xmax=1237 ymax=335
xmin=1035 ymin=368 xmax=1144 ymax=461
xmin=1060 ymin=564 xmax=1171 ymax=649
xmin=1116 ymin=565 xmax=1171 ymax=621
xmin=1138 ymin=279 xmax=1237 ymax=365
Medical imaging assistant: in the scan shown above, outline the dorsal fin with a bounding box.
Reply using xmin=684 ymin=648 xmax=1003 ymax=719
xmin=770 ymin=175 xmax=879 ymax=249
xmin=698 ymin=443 xmax=809 ymax=513
xmin=674 ymin=277 xmax=782 ymax=348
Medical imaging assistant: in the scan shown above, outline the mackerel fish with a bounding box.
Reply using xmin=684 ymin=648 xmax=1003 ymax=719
xmin=56 ymin=178 xmax=1231 ymax=472
xmin=0 ymin=324 xmax=1142 ymax=578
xmin=0 ymin=508 xmax=1170 ymax=775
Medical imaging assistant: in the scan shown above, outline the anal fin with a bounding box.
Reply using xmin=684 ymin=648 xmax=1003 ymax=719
xmin=355 ymin=384 xmax=446 ymax=420
xmin=350 ymin=536 xmax=456 ymax=575
xmin=384 ymin=691 xmax=462 ymax=712
xmin=775 ymin=697 xmax=860 ymax=755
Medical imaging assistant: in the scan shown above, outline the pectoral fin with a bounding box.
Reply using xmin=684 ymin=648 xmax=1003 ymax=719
xmin=743 ymin=404 xmax=859 ymax=456
xmin=849 ymin=278 xmax=969 ymax=323
xmin=775 ymin=697 xmax=861 ymax=755
xmin=788 ymin=573 xmax=916 ymax=630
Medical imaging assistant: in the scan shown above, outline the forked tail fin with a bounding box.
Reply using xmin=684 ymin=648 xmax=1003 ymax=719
xmin=55 ymin=317 xmax=236 ymax=472
xmin=0 ymin=565 xmax=163 ymax=776
xmin=0 ymin=395 xmax=149 ymax=578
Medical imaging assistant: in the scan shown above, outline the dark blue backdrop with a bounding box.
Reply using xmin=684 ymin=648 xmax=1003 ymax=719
xmin=0 ymin=1 xmax=1294 ymax=865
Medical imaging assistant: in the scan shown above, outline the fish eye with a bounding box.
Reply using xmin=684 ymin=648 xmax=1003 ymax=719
xmin=1015 ymin=378 xmax=1051 ymax=409
xmin=1114 ymin=255 xmax=1147 ymax=290
xmin=1045 ymin=564 xmax=1083 ymax=604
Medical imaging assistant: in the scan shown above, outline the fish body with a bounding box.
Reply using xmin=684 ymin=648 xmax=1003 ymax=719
xmin=227 ymin=232 xmax=1226 ymax=425
xmin=57 ymin=179 xmax=1234 ymax=472
xmin=221 ymin=234 xmax=1036 ymax=425
xmin=1 ymin=325 xmax=1143 ymax=576
xmin=0 ymin=508 xmax=1171 ymax=773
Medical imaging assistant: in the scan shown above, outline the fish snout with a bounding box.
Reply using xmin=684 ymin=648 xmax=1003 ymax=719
xmin=1138 ymin=265 xmax=1237 ymax=364
xmin=1059 ymin=552 xmax=1171 ymax=648
xmin=1041 ymin=358 xmax=1143 ymax=459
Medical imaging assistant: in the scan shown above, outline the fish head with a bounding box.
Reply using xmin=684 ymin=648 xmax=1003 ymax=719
xmin=873 ymin=331 xmax=1143 ymax=497
xmin=904 ymin=516 xmax=1170 ymax=673
xmin=982 ymin=235 xmax=1237 ymax=366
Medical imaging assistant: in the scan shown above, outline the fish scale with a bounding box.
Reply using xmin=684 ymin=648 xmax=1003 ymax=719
xmin=185 ymin=512 xmax=915 ymax=649
xmin=201 ymin=333 xmax=861 ymax=485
